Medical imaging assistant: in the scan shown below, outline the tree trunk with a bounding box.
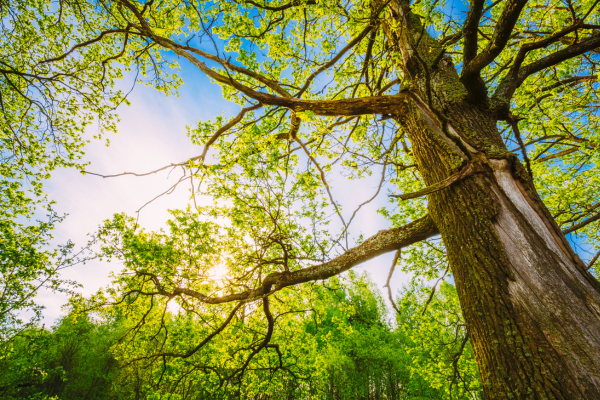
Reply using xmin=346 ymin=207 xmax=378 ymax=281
xmin=399 ymin=97 xmax=600 ymax=398
xmin=380 ymin=2 xmax=600 ymax=398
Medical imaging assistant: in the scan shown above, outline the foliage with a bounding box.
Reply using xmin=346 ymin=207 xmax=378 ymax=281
xmin=0 ymin=274 xmax=481 ymax=399
xmin=0 ymin=0 xmax=182 ymax=338
xmin=2 ymin=0 xmax=600 ymax=397
xmin=0 ymin=314 xmax=120 ymax=399
xmin=396 ymin=282 xmax=481 ymax=399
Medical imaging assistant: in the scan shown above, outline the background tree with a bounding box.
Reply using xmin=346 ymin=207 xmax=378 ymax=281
xmin=4 ymin=0 xmax=600 ymax=398
xmin=0 ymin=274 xmax=481 ymax=399
xmin=0 ymin=313 xmax=120 ymax=399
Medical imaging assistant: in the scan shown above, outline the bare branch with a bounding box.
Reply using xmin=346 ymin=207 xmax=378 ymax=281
xmin=384 ymin=249 xmax=402 ymax=315
xmin=346 ymin=160 xmax=387 ymax=228
xmin=84 ymin=164 xmax=190 ymax=178
xmin=421 ymin=264 xmax=450 ymax=315
xmin=507 ymin=115 xmax=532 ymax=178
xmin=390 ymin=162 xmax=483 ymax=200
xmin=295 ymin=137 xmax=347 ymax=230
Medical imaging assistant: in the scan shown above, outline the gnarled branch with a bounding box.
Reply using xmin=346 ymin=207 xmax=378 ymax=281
xmin=390 ymin=163 xmax=483 ymax=200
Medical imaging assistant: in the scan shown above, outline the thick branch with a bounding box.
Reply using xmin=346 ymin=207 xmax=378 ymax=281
xmin=519 ymin=34 xmax=600 ymax=80
xmin=493 ymin=33 xmax=600 ymax=115
xmin=462 ymin=0 xmax=486 ymax=64
xmin=462 ymin=0 xmax=529 ymax=77
xmin=154 ymin=215 xmax=438 ymax=304
xmin=510 ymin=23 xmax=589 ymax=75
xmin=154 ymin=37 xmax=410 ymax=116
xmin=243 ymin=0 xmax=316 ymax=12
xmin=118 ymin=0 xmax=408 ymax=117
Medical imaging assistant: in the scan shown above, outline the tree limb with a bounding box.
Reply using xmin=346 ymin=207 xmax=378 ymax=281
xmin=536 ymin=147 xmax=579 ymax=163
xmin=147 ymin=215 xmax=438 ymax=304
xmin=493 ymin=32 xmax=600 ymax=115
xmin=462 ymin=0 xmax=529 ymax=78
xmin=390 ymin=162 xmax=483 ymax=200
xmin=243 ymin=0 xmax=316 ymax=12
xmin=152 ymin=36 xmax=411 ymax=116
xmin=563 ymin=211 xmax=600 ymax=235
xmin=541 ymin=75 xmax=597 ymax=92
xmin=588 ymin=250 xmax=600 ymax=270
xmin=462 ymin=0 xmax=486 ymax=65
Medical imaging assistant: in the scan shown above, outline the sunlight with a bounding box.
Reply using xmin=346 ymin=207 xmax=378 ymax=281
xmin=209 ymin=264 xmax=228 ymax=285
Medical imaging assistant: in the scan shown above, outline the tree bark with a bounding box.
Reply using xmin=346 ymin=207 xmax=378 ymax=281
xmin=399 ymin=100 xmax=600 ymax=398
xmin=381 ymin=2 xmax=600 ymax=398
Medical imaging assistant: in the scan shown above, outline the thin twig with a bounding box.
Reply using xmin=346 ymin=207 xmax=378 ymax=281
xmin=345 ymin=160 xmax=387 ymax=228
xmin=384 ymin=250 xmax=402 ymax=316
xmin=508 ymin=115 xmax=533 ymax=178
xmin=295 ymin=137 xmax=348 ymax=231
xmin=422 ymin=264 xmax=450 ymax=315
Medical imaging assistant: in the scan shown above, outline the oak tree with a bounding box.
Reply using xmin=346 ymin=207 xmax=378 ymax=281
xmin=5 ymin=0 xmax=600 ymax=398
